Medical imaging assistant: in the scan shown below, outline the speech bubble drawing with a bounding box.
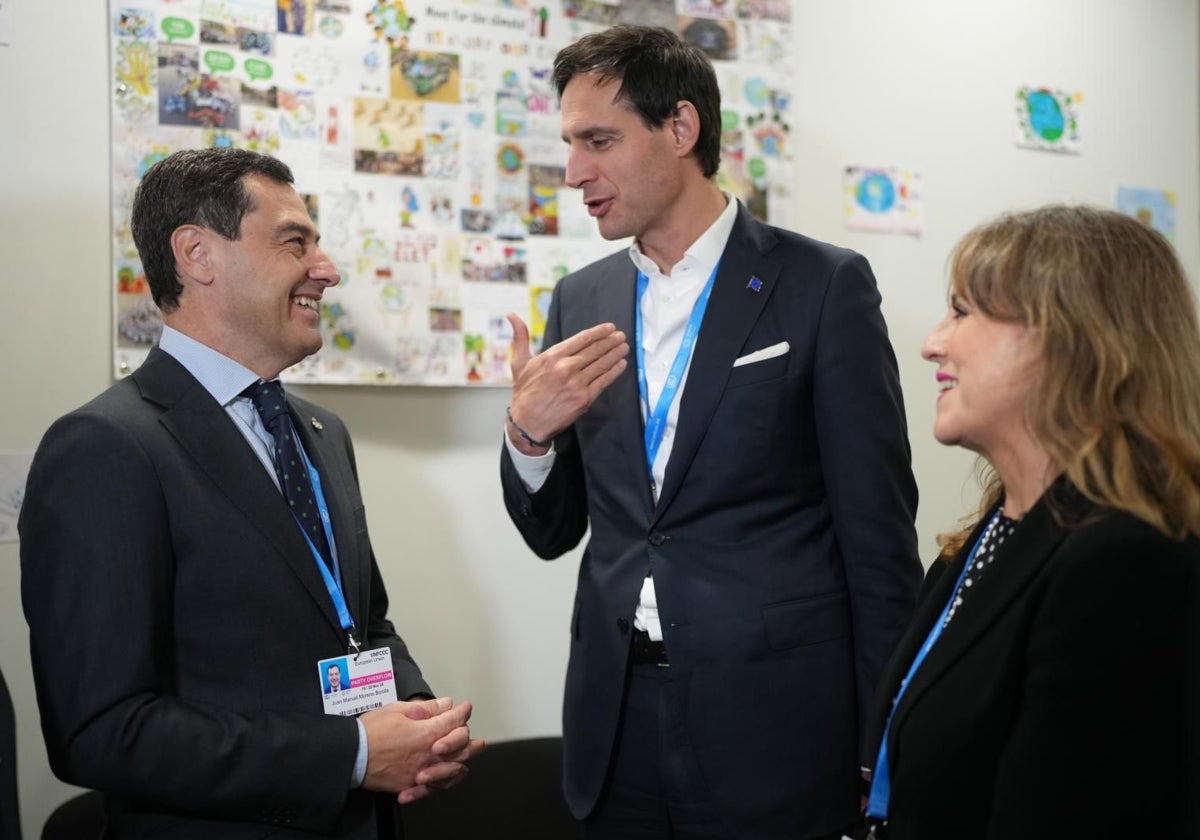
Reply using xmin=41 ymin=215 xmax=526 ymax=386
xmin=161 ymin=17 xmax=194 ymax=42
xmin=245 ymin=59 xmax=274 ymax=81
xmin=204 ymin=50 xmax=235 ymax=73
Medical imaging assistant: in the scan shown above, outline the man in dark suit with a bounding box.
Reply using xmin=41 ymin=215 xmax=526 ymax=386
xmin=500 ymin=25 xmax=922 ymax=840
xmin=20 ymin=148 xmax=482 ymax=839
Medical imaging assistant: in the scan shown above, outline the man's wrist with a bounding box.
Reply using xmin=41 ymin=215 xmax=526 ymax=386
xmin=506 ymin=406 xmax=552 ymax=453
xmin=351 ymin=718 xmax=369 ymax=788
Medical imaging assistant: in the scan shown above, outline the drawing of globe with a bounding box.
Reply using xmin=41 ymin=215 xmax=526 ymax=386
xmin=1026 ymin=90 xmax=1064 ymax=141
xmin=856 ymin=172 xmax=896 ymax=214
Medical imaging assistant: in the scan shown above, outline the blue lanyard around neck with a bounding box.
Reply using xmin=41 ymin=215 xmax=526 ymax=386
xmin=635 ymin=261 xmax=720 ymax=491
xmin=866 ymin=508 xmax=1002 ymax=822
xmin=294 ymin=436 xmax=358 ymax=649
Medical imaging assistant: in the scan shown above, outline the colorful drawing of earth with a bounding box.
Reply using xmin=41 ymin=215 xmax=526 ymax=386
xmin=856 ymin=172 xmax=896 ymax=214
xmin=497 ymin=143 xmax=524 ymax=174
xmin=1025 ymin=90 xmax=1064 ymax=141
xmin=744 ymin=78 xmax=771 ymax=108
xmin=368 ymin=1 xmax=415 ymax=47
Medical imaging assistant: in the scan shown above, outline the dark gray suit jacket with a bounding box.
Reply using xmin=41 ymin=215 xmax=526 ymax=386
xmin=501 ymin=205 xmax=922 ymax=838
xmin=866 ymin=485 xmax=1199 ymax=839
xmin=20 ymin=347 xmax=429 ymax=839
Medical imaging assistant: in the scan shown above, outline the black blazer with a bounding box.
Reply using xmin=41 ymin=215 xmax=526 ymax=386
xmin=867 ymin=485 xmax=1199 ymax=839
xmin=502 ymin=204 xmax=922 ymax=838
xmin=20 ymin=348 xmax=429 ymax=839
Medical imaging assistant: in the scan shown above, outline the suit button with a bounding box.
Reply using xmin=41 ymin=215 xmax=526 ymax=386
xmin=616 ymin=617 xmax=630 ymax=634
xmin=648 ymin=532 xmax=667 ymax=546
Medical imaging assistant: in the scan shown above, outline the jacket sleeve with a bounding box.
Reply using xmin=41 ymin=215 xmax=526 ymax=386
xmin=810 ymin=251 xmax=923 ymax=765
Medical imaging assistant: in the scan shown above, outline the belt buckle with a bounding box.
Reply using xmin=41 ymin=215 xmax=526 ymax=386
xmin=865 ymin=821 xmax=887 ymax=840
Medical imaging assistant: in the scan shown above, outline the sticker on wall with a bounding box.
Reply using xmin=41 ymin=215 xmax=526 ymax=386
xmin=843 ymin=166 xmax=923 ymax=236
xmin=1115 ymin=185 xmax=1176 ymax=240
xmin=1015 ymin=86 xmax=1081 ymax=154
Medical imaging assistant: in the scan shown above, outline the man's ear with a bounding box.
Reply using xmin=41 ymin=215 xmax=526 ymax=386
xmin=171 ymin=225 xmax=217 ymax=287
xmin=670 ymin=101 xmax=701 ymax=158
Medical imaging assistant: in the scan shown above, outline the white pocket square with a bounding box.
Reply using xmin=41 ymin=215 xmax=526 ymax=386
xmin=733 ymin=341 xmax=790 ymax=368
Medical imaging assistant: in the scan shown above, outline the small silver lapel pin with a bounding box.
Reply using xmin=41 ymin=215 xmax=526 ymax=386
xmin=311 ymin=418 xmax=324 ymax=430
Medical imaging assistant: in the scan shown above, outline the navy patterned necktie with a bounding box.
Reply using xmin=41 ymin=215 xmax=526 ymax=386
xmin=244 ymin=380 xmax=333 ymax=571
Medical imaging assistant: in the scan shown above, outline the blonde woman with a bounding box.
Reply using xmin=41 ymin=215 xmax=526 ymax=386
xmin=864 ymin=205 xmax=1199 ymax=839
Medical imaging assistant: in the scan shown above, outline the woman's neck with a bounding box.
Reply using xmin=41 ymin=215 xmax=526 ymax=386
xmin=991 ymin=440 xmax=1058 ymax=519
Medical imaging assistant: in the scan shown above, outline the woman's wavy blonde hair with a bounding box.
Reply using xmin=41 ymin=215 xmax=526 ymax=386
xmin=937 ymin=205 xmax=1200 ymax=557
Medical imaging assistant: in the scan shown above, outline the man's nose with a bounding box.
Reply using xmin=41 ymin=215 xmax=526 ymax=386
xmin=564 ymin=148 xmax=591 ymax=189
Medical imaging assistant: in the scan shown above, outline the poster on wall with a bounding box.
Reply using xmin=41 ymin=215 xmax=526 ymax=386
xmin=843 ymin=165 xmax=922 ymax=236
xmin=108 ymin=0 xmax=796 ymax=385
xmin=1115 ymin=184 xmax=1176 ymax=240
xmin=1014 ymin=85 xmax=1081 ymax=154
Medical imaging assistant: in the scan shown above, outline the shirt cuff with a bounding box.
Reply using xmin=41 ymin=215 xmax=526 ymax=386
xmin=502 ymin=427 xmax=556 ymax=493
xmin=351 ymin=718 xmax=369 ymax=788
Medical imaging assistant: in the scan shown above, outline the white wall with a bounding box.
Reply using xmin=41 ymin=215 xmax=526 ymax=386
xmin=1 ymin=1 xmax=1196 ymax=835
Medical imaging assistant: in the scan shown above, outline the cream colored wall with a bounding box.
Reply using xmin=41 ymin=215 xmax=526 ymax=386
xmin=1 ymin=1 xmax=1197 ymax=835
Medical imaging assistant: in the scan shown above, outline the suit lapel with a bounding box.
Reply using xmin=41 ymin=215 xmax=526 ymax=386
xmin=894 ymin=497 xmax=1072 ymax=722
xmin=653 ymin=207 xmax=780 ymax=521
xmin=593 ymin=258 xmax=655 ymax=521
xmin=135 ymin=349 xmax=347 ymax=641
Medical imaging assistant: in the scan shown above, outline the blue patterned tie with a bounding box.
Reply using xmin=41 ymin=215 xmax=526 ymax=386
xmin=245 ymin=380 xmax=333 ymax=571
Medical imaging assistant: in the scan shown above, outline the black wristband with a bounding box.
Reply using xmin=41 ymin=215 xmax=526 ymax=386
xmin=506 ymin=405 xmax=552 ymax=448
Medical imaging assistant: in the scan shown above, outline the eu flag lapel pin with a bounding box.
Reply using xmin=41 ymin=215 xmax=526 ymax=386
xmin=747 ymin=276 xmax=763 ymax=292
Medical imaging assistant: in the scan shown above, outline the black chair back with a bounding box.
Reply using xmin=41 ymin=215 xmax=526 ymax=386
xmin=401 ymin=736 xmax=579 ymax=839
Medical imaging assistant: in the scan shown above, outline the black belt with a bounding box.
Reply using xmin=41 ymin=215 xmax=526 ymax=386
xmin=630 ymin=628 xmax=669 ymax=667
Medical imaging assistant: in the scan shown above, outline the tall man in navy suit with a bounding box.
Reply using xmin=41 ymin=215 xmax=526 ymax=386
xmin=500 ymin=25 xmax=922 ymax=840
xmin=21 ymin=148 xmax=483 ymax=838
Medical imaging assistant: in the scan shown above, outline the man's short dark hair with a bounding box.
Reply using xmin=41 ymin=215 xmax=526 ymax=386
xmin=131 ymin=148 xmax=294 ymax=312
xmin=552 ymin=24 xmax=722 ymax=179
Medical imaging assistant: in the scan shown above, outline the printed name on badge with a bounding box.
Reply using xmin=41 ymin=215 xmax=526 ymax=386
xmin=317 ymin=647 xmax=399 ymax=716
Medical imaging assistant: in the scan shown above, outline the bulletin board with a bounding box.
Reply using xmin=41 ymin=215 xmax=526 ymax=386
xmin=109 ymin=0 xmax=795 ymax=386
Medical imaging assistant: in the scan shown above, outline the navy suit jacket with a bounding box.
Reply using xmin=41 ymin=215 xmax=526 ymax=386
xmin=866 ymin=485 xmax=1199 ymax=838
xmin=21 ymin=347 xmax=429 ymax=839
xmin=501 ymin=205 xmax=922 ymax=838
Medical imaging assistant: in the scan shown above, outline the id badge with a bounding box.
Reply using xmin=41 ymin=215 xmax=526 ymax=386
xmin=317 ymin=647 xmax=399 ymax=716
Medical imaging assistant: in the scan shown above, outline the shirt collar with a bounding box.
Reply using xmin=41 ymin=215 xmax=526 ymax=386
xmin=628 ymin=192 xmax=739 ymax=278
xmin=157 ymin=325 xmax=265 ymax=406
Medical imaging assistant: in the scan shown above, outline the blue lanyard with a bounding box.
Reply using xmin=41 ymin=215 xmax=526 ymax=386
xmin=295 ymin=438 xmax=359 ymax=652
xmin=635 ymin=261 xmax=720 ymax=490
xmin=866 ymin=509 xmax=1002 ymax=822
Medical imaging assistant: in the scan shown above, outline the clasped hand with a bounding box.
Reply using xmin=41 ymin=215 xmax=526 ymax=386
xmin=361 ymin=697 xmax=486 ymax=804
